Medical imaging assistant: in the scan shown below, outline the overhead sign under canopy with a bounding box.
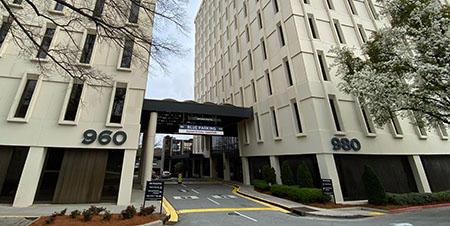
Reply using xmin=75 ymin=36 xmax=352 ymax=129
xmin=179 ymin=125 xmax=224 ymax=135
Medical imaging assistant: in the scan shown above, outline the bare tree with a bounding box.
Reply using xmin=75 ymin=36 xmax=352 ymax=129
xmin=0 ymin=0 xmax=188 ymax=84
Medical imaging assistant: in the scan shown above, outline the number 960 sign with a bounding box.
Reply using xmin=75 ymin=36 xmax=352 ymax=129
xmin=82 ymin=129 xmax=127 ymax=146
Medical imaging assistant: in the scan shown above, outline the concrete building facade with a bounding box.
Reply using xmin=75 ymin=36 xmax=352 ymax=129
xmin=0 ymin=0 xmax=154 ymax=207
xmin=193 ymin=0 xmax=450 ymax=202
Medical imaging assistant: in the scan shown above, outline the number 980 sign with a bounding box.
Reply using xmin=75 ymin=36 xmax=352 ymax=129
xmin=82 ymin=129 xmax=127 ymax=146
xmin=331 ymin=137 xmax=361 ymax=151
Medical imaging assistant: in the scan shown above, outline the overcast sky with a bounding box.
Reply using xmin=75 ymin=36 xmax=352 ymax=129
xmin=145 ymin=0 xmax=202 ymax=101
xmin=146 ymin=1 xmax=202 ymax=141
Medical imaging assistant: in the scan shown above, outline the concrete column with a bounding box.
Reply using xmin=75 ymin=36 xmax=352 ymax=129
xmin=242 ymin=157 xmax=251 ymax=185
xmin=200 ymin=158 xmax=204 ymax=177
xmin=139 ymin=138 xmax=147 ymax=188
xmin=316 ymin=153 xmax=344 ymax=203
xmin=408 ymin=155 xmax=432 ymax=193
xmin=269 ymin=156 xmax=281 ymax=184
xmin=142 ymin=112 xmax=158 ymax=190
xmin=117 ymin=149 xmax=137 ymax=206
xmin=13 ymin=147 xmax=47 ymax=207
xmin=223 ymin=152 xmax=231 ymax=181
xmin=192 ymin=159 xmax=196 ymax=177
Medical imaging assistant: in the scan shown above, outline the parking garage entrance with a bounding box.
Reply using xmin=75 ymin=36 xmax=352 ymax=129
xmin=138 ymin=99 xmax=253 ymax=187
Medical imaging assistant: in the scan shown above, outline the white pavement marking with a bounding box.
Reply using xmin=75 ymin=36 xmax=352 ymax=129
xmin=173 ymin=196 xmax=182 ymax=200
xmin=207 ymin=197 xmax=221 ymax=205
xmin=234 ymin=211 xmax=258 ymax=222
xmin=173 ymin=196 xmax=199 ymax=200
xmin=228 ymin=195 xmax=237 ymax=199
xmin=212 ymin=195 xmax=222 ymax=199
xmin=191 ymin=189 xmax=200 ymax=194
xmin=389 ymin=224 xmax=414 ymax=226
xmin=181 ymin=184 xmax=187 ymax=188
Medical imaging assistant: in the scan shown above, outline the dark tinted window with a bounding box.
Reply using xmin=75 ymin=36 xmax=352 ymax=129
xmin=128 ymin=0 xmax=141 ymax=23
xmin=15 ymin=79 xmax=38 ymax=118
xmin=120 ymin=39 xmax=134 ymax=68
xmin=36 ymin=28 xmax=56 ymax=59
xmin=54 ymin=0 xmax=65 ymax=11
xmin=64 ymin=84 xmax=83 ymax=121
xmin=110 ymin=87 xmax=126 ymax=123
xmin=0 ymin=21 xmax=12 ymax=48
xmin=93 ymin=0 xmax=105 ymax=17
xmin=80 ymin=34 xmax=96 ymax=64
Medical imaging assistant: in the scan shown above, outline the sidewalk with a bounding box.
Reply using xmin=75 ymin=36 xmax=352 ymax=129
xmin=227 ymin=181 xmax=388 ymax=219
xmin=0 ymin=188 xmax=163 ymax=217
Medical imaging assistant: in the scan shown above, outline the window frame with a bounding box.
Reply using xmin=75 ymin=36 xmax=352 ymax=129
xmin=78 ymin=29 xmax=98 ymax=66
xmin=32 ymin=25 xmax=58 ymax=61
xmin=389 ymin=114 xmax=404 ymax=138
xmin=58 ymin=79 xmax=87 ymax=125
xmin=0 ymin=17 xmax=13 ymax=57
xmin=106 ymin=82 xmax=129 ymax=127
xmin=7 ymin=73 xmax=43 ymax=123
xmin=328 ymin=95 xmax=345 ymax=134
xmin=117 ymin=38 xmax=135 ymax=71
xmin=290 ymin=99 xmax=306 ymax=137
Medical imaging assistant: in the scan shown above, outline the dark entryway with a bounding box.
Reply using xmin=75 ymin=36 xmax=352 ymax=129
xmin=335 ymin=154 xmax=418 ymax=201
xmin=248 ymin=156 xmax=270 ymax=183
xmin=421 ymin=155 xmax=450 ymax=192
xmin=278 ymin=155 xmax=321 ymax=188
xmin=0 ymin=146 xmax=29 ymax=203
xmin=35 ymin=148 xmax=123 ymax=204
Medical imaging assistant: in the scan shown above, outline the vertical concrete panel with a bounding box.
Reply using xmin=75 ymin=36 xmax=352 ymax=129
xmin=117 ymin=149 xmax=137 ymax=206
xmin=242 ymin=157 xmax=251 ymax=185
xmin=143 ymin=112 xmax=158 ymax=190
xmin=316 ymin=153 xmax=344 ymax=203
xmin=408 ymin=155 xmax=432 ymax=193
xmin=13 ymin=147 xmax=47 ymax=207
xmin=269 ymin=156 xmax=282 ymax=184
xmin=223 ymin=152 xmax=231 ymax=181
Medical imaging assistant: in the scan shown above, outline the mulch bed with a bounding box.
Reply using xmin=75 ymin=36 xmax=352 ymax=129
xmin=30 ymin=213 xmax=164 ymax=226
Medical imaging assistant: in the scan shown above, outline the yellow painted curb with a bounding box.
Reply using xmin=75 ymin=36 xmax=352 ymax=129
xmin=178 ymin=207 xmax=277 ymax=214
xmin=224 ymin=184 xmax=290 ymax=214
xmin=162 ymin=197 xmax=178 ymax=223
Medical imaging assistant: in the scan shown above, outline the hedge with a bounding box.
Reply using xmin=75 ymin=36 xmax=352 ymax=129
xmin=281 ymin=161 xmax=295 ymax=185
xmin=297 ymin=161 xmax=314 ymax=188
xmin=262 ymin=165 xmax=277 ymax=185
xmin=253 ymin=179 xmax=270 ymax=191
xmin=270 ymin=184 xmax=331 ymax=203
xmin=362 ymin=165 xmax=387 ymax=205
xmin=387 ymin=190 xmax=450 ymax=206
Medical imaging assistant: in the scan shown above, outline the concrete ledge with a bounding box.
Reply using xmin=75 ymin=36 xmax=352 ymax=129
xmin=137 ymin=219 xmax=163 ymax=226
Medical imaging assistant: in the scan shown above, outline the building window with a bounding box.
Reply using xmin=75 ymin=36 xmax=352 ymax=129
xmin=235 ymin=36 xmax=240 ymax=52
xmin=413 ymin=114 xmax=427 ymax=138
xmin=266 ymin=71 xmax=273 ymax=96
xmin=437 ymin=123 xmax=449 ymax=139
xmin=245 ymin=25 xmax=250 ymax=42
xmin=240 ymin=87 xmax=245 ymax=106
xmin=14 ymin=79 xmax=38 ymax=118
xmin=367 ymin=0 xmax=379 ymax=20
xmin=326 ymin=0 xmax=335 ymax=10
xmin=36 ymin=27 xmax=56 ymax=59
xmin=237 ymin=60 xmax=242 ymax=79
xmin=110 ymin=86 xmax=127 ymax=124
xmin=243 ymin=2 xmax=248 ymax=17
xmin=359 ymin=103 xmax=375 ymax=134
xmin=257 ymin=11 xmax=263 ymax=29
xmin=64 ymin=83 xmax=83 ymax=121
xmin=329 ymin=96 xmax=343 ymax=132
xmin=251 ymin=79 xmax=257 ymax=103
xmin=0 ymin=20 xmax=12 ymax=49
xmin=357 ymin=24 xmax=367 ymax=43
xmin=54 ymin=0 xmax=65 ymax=11
xmin=93 ymin=0 xmax=106 ymax=17
xmin=248 ymin=50 xmax=253 ymax=70
xmin=243 ymin=121 xmax=249 ymax=144
xmin=12 ymin=0 xmax=22 ymax=4
xmin=333 ymin=19 xmax=346 ymax=44
xmin=284 ymin=59 xmax=293 ymax=87
xmin=317 ymin=50 xmax=330 ymax=81
xmin=80 ymin=33 xmax=96 ymax=64
xmin=273 ymin=0 xmax=279 ymax=13
xmin=292 ymin=100 xmax=303 ymax=134
xmin=304 ymin=0 xmax=310 ymax=4
xmin=120 ymin=39 xmax=134 ymax=68
xmin=271 ymin=107 xmax=280 ymax=138
xmin=277 ymin=24 xmax=285 ymax=46
xmin=255 ymin=113 xmax=262 ymax=140
xmin=390 ymin=114 xmax=403 ymax=137
xmin=307 ymin=14 xmax=319 ymax=39
xmin=128 ymin=0 xmax=141 ymax=23
xmin=347 ymin=0 xmax=358 ymax=15
xmin=261 ymin=39 xmax=267 ymax=60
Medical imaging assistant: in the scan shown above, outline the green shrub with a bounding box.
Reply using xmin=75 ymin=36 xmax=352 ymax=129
xmin=103 ymin=211 xmax=112 ymax=222
xmin=88 ymin=205 xmax=105 ymax=215
xmin=82 ymin=209 xmax=94 ymax=222
xmin=297 ymin=161 xmax=314 ymax=188
xmin=175 ymin=162 xmax=185 ymax=173
xmin=270 ymin=184 xmax=331 ymax=203
xmin=387 ymin=190 xmax=450 ymax=205
xmin=281 ymin=161 xmax=295 ymax=185
xmin=362 ymin=165 xmax=387 ymax=205
xmin=253 ymin=179 xmax=270 ymax=191
xmin=139 ymin=205 xmax=156 ymax=216
xmin=262 ymin=165 xmax=277 ymax=185
xmin=120 ymin=205 xmax=137 ymax=220
xmin=70 ymin=210 xmax=80 ymax=219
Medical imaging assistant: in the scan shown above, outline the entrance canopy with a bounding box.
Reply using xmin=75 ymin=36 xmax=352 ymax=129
xmin=141 ymin=99 xmax=253 ymax=136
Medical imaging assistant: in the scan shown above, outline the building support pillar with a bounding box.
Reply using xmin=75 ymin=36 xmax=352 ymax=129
xmin=142 ymin=112 xmax=158 ymax=190
xmin=117 ymin=149 xmax=137 ymax=206
xmin=242 ymin=157 xmax=251 ymax=185
xmin=192 ymin=159 xmax=196 ymax=177
xmin=269 ymin=156 xmax=281 ymax=185
xmin=316 ymin=153 xmax=344 ymax=203
xmin=200 ymin=158 xmax=204 ymax=178
xmin=210 ymin=157 xmax=215 ymax=178
xmin=13 ymin=147 xmax=47 ymax=207
xmin=408 ymin=155 xmax=432 ymax=193
xmin=223 ymin=152 xmax=231 ymax=181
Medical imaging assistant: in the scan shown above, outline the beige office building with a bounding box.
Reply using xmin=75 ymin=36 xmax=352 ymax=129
xmin=0 ymin=0 xmax=153 ymax=207
xmin=193 ymin=0 xmax=450 ymax=202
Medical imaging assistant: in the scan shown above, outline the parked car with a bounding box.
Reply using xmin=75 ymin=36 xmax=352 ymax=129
xmin=161 ymin=171 xmax=171 ymax=178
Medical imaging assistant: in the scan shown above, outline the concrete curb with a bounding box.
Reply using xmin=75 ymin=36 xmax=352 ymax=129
xmin=390 ymin=203 xmax=450 ymax=214
xmin=227 ymin=183 xmax=374 ymax=219
xmin=137 ymin=219 xmax=163 ymax=226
